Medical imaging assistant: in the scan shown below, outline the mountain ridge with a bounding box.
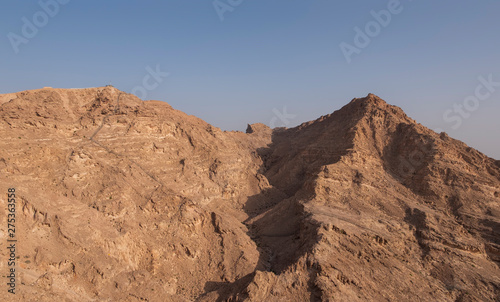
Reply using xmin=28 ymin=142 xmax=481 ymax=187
xmin=0 ymin=87 xmax=499 ymax=301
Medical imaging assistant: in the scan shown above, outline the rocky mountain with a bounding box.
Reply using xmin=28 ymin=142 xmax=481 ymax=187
xmin=0 ymin=87 xmax=499 ymax=301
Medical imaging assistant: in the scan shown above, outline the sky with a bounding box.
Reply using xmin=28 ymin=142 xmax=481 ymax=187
xmin=1 ymin=0 xmax=499 ymax=158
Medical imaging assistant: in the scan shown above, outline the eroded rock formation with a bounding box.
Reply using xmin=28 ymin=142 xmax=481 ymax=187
xmin=0 ymin=87 xmax=499 ymax=301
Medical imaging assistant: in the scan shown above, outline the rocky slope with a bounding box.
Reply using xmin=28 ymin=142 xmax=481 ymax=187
xmin=0 ymin=87 xmax=499 ymax=301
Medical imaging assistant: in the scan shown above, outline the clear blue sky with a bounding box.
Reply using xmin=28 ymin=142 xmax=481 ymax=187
xmin=1 ymin=1 xmax=499 ymax=158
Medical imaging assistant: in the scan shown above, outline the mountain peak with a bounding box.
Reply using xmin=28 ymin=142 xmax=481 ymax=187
xmin=337 ymin=93 xmax=409 ymax=124
xmin=348 ymin=93 xmax=389 ymax=110
xmin=1 ymin=88 xmax=499 ymax=301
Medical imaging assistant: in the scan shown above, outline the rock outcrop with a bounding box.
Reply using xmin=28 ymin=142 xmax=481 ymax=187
xmin=0 ymin=87 xmax=499 ymax=301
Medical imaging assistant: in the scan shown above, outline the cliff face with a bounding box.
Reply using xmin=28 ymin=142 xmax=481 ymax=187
xmin=0 ymin=87 xmax=499 ymax=301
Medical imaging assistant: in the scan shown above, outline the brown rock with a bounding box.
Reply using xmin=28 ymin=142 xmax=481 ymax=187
xmin=0 ymin=89 xmax=499 ymax=301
